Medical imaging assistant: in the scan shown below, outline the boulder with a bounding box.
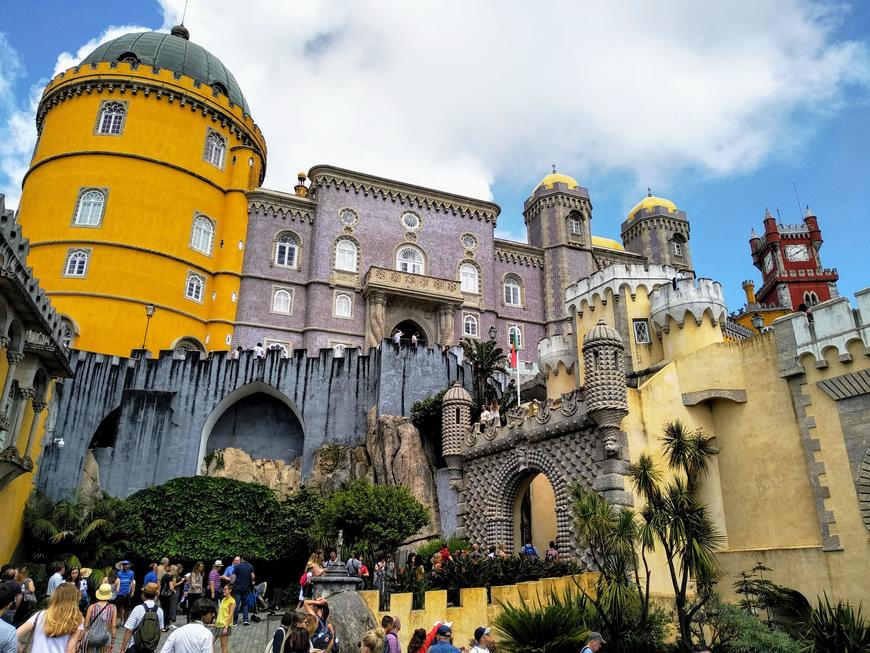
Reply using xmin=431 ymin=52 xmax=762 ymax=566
xmin=324 ymin=590 xmax=377 ymax=653
xmin=203 ymin=448 xmax=302 ymax=500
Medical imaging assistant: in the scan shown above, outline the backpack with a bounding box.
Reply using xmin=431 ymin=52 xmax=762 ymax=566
xmin=382 ymin=632 xmax=397 ymax=653
xmin=87 ymin=604 xmax=111 ymax=648
xmin=134 ymin=605 xmax=161 ymax=653
xmin=299 ymin=571 xmax=310 ymax=587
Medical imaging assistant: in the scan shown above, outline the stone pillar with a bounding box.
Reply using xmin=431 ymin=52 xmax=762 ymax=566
xmin=23 ymin=399 xmax=47 ymax=460
xmin=365 ymin=291 xmax=386 ymax=349
xmin=438 ymin=305 xmax=455 ymax=346
xmin=0 ymin=351 xmax=24 ymax=435
xmin=9 ymin=388 xmax=35 ymax=451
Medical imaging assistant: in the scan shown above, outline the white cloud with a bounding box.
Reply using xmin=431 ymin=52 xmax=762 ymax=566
xmin=2 ymin=2 xmax=869 ymax=210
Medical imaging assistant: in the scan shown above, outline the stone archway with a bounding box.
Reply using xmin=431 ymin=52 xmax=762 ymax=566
xmin=197 ymin=381 xmax=305 ymax=469
xmin=485 ymin=446 xmax=573 ymax=555
xmin=391 ymin=319 xmax=428 ymax=346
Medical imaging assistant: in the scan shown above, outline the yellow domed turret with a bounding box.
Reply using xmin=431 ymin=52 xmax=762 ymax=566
xmin=536 ymin=172 xmax=580 ymax=191
xmin=628 ymin=190 xmax=677 ymax=221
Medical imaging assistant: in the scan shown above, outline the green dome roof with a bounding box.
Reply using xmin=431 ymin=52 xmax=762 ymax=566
xmin=80 ymin=29 xmax=250 ymax=113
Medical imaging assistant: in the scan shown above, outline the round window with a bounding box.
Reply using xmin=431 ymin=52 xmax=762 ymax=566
xmin=401 ymin=212 xmax=420 ymax=231
xmin=461 ymin=234 xmax=478 ymax=250
xmin=339 ymin=209 xmax=357 ymax=226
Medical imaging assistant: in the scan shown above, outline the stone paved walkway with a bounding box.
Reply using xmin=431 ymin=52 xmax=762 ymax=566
xmin=156 ymin=612 xmax=283 ymax=653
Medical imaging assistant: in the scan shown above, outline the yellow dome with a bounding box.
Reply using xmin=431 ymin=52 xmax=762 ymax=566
xmin=591 ymin=235 xmax=625 ymax=251
xmin=536 ymin=172 xmax=580 ymax=190
xmin=628 ymin=193 xmax=678 ymax=220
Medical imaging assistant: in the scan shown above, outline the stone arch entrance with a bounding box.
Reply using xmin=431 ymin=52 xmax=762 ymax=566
xmin=391 ymin=319 xmax=428 ymax=346
xmin=515 ymin=473 xmax=558 ymax=554
xmin=198 ymin=382 xmax=304 ymax=468
xmin=485 ymin=447 xmax=572 ymax=555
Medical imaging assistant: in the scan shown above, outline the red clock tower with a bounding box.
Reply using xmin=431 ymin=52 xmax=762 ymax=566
xmin=748 ymin=207 xmax=839 ymax=311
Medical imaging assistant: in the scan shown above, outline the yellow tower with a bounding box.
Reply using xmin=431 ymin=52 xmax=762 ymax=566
xmin=16 ymin=26 xmax=267 ymax=357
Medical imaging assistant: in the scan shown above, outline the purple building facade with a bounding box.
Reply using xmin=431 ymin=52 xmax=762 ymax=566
xmin=233 ymin=166 xmax=691 ymax=361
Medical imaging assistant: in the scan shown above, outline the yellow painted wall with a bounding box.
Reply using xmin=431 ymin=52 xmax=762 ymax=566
xmin=17 ymin=62 xmax=266 ymax=357
xmin=361 ymin=574 xmax=598 ymax=648
xmin=0 ymin=380 xmax=56 ymax=563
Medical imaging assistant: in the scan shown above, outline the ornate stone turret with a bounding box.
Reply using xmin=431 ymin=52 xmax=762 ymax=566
xmin=538 ymin=332 xmax=579 ymax=399
xmin=582 ymin=320 xmax=628 ymax=458
xmin=441 ymin=382 xmax=472 ymax=482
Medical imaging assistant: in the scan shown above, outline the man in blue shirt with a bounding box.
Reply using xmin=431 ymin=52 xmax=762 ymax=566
xmin=46 ymin=563 xmax=65 ymax=597
xmin=580 ymin=632 xmax=606 ymax=653
xmin=231 ymin=556 xmax=255 ymax=626
xmin=427 ymin=624 xmax=460 ymax=653
xmin=114 ymin=560 xmax=136 ymax=625
xmin=0 ymin=583 xmax=21 ymax=653
xmin=143 ymin=563 xmax=158 ymax=586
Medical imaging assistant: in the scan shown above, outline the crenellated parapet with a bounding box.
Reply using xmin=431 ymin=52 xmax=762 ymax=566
xmin=774 ymin=288 xmax=870 ymax=374
xmin=649 ymin=276 xmax=727 ymax=333
xmin=565 ymin=263 xmax=679 ymax=315
xmin=537 ymin=334 xmax=578 ymax=377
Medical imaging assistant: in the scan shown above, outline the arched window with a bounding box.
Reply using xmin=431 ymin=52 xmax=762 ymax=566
xmin=97 ymin=102 xmax=126 ymax=135
xmin=804 ymin=291 xmax=820 ymax=307
xmin=74 ymin=189 xmax=106 ymax=226
xmin=463 ymin=314 xmax=479 ymax=337
xmin=185 ymin=272 xmax=205 ymax=302
xmin=190 ymin=215 xmax=215 ymax=255
xmin=334 ymin=239 xmax=358 ymax=272
xmin=504 ymin=274 xmax=522 ymax=307
xmin=272 ymin=288 xmax=292 ymax=314
xmin=508 ymin=324 xmax=523 ymax=349
xmin=671 ymin=234 xmax=686 ymax=257
xmin=64 ymin=249 xmax=89 ymax=277
xmin=396 ymin=246 xmax=424 ymax=275
xmin=212 ymin=82 xmax=228 ymax=97
xmin=204 ymin=130 xmax=227 ymax=169
xmin=460 ymin=263 xmax=479 ymax=294
xmin=334 ymin=293 xmax=353 ymax=318
xmin=59 ymin=318 xmax=75 ymax=349
xmin=274 ymin=231 xmax=300 ymax=268
xmin=567 ymin=212 xmax=583 ymax=236
xmin=173 ymin=337 xmax=205 ymax=359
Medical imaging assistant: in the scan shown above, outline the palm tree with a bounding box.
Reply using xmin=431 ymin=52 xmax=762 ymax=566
xmin=24 ymin=491 xmax=130 ymax=581
xmin=629 ymin=420 xmax=724 ymax=648
xmin=460 ymin=337 xmax=508 ymax=410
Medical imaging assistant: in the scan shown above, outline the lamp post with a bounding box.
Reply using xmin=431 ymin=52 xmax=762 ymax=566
xmin=488 ymin=325 xmax=497 ymax=341
xmin=141 ymin=304 xmax=156 ymax=350
xmin=751 ymin=312 xmax=764 ymax=333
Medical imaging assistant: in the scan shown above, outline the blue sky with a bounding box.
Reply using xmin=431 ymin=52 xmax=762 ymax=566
xmin=0 ymin=0 xmax=868 ymax=310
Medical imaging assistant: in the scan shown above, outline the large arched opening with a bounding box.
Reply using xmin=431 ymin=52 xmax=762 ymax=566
xmin=391 ymin=319 xmax=428 ymax=346
xmin=198 ymin=382 xmax=304 ymax=468
xmin=513 ymin=472 xmax=558 ymax=555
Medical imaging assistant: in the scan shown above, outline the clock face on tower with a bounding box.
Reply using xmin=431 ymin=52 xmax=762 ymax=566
xmin=763 ymin=252 xmax=774 ymax=272
xmin=785 ymin=244 xmax=810 ymax=261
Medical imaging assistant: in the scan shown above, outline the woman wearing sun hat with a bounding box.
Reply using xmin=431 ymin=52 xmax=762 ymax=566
xmin=82 ymin=584 xmax=116 ymax=653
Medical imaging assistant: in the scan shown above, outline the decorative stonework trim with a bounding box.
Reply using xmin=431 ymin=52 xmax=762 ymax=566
xmin=816 ymin=370 xmax=870 ymax=400
xmin=308 ymin=165 xmax=500 ymax=224
xmin=493 ymin=239 xmax=544 ymax=268
xmin=787 ymin=377 xmax=842 ymax=550
xmin=681 ymin=389 xmax=748 ymax=406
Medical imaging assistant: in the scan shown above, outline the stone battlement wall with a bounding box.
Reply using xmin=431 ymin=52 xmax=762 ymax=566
xmin=565 ymin=263 xmax=681 ymax=315
xmin=649 ymin=276 xmax=727 ymax=332
xmin=774 ymin=288 xmax=870 ymax=372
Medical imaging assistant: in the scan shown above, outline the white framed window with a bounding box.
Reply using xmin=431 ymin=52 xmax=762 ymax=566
xmin=804 ymin=291 xmax=820 ymax=307
xmin=460 ymin=263 xmax=479 ymax=294
xmin=190 ymin=215 xmax=215 ymax=255
xmin=63 ymin=249 xmax=89 ymax=277
xmin=73 ymin=189 xmax=106 ymax=226
xmin=568 ymin=214 xmax=583 ymax=236
xmin=672 ymin=241 xmax=683 ymax=257
xmin=504 ymin=274 xmax=522 ymax=306
xmin=463 ymin=314 xmax=479 ymax=337
xmin=396 ymin=246 xmax=424 ymax=275
xmin=59 ymin=318 xmax=76 ymax=349
xmin=203 ymin=129 xmax=227 ymax=169
xmin=274 ymin=231 xmax=300 ymax=268
xmin=334 ymin=292 xmax=353 ymax=318
xmin=338 ymin=209 xmax=358 ymax=227
xmin=508 ymin=324 xmax=524 ymax=349
xmin=264 ymin=339 xmax=291 ymax=357
xmin=96 ymin=101 xmax=126 ymax=135
xmin=185 ymin=272 xmax=205 ymax=302
xmin=272 ymin=288 xmax=292 ymax=314
xmin=334 ymin=239 xmax=358 ymax=272
xmin=633 ymin=319 xmax=651 ymax=344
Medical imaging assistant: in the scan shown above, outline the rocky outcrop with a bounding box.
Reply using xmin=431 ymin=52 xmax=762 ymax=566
xmin=367 ymin=410 xmax=442 ymax=535
xmin=307 ymin=443 xmax=373 ymax=492
xmin=203 ymin=448 xmax=303 ymax=500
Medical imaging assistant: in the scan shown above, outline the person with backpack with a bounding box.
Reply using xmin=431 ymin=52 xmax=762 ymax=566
xmin=270 ymin=612 xmax=305 ymax=653
xmin=158 ymin=599 xmax=215 ymax=653
xmin=213 ymin=583 xmax=236 ymax=653
xmin=82 ymin=584 xmax=117 ymax=653
xmin=119 ymin=582 xmax=163 ymax=653
xmin=382 ymin=616 xmax=401 ymax=653
xmin=303 ymin=599 xmax=337 ymax=653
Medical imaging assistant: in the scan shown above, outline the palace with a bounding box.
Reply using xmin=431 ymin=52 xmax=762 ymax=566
xmin=4 ymin=25 xmax=868 ymax=609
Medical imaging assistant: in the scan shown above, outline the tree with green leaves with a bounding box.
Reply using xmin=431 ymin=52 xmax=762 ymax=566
xmin=460 ymin=337 xmax=508 ymax=409
xmin=24 ymin=491 xmax=129 ymax=581
xmin=628 ymin=420 xmax=724 ymax=648
xmin=315 ymin=480 xmax=429 ymax=556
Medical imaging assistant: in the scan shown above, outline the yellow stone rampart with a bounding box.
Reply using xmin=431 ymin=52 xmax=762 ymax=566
xmin=360 ymin=574 xmax=597 ymax=647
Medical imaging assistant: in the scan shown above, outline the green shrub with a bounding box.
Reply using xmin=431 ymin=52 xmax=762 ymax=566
xmin=315 ymin=480 xmax=429 ymax=555
xmin=802 ymin=594 xmax=870 ymax=653
xmin=701 ymin=602 xmax=802 ymax=653
xmin=410 ymin=390 xmax=447 ymax=439
xmin=121 ymin=476 xmax=299 ymax=561
xmin=415 ymin=536 xmax=469 ymax=562
xmin=494 ymin=590 xmax=593 ymax=653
